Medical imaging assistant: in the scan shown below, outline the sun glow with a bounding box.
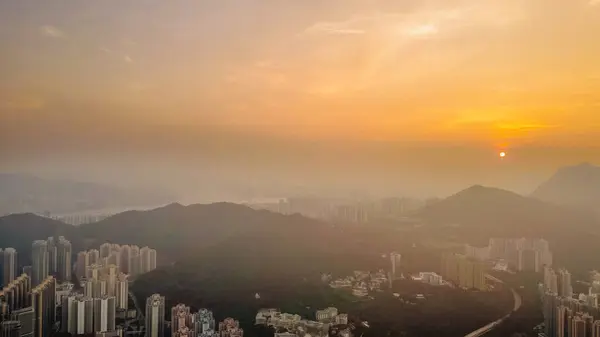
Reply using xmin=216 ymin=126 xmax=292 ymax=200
xmin=499 ymin=151 xmax=506 ymax=158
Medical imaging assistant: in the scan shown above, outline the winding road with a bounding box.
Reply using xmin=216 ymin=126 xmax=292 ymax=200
xmin=463 ymin=286 xmax=522 ymax=337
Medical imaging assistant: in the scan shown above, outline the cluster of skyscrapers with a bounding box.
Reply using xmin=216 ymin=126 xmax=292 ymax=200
xmin=488 ymin=238 xmax=553 ymax=272
xmin=145 ymin=295 xmax=239 ymax=337
xmin=1 ymin=237 xmax=72 ymax=337
xmin=542 ymin=266 xmax=600 ymax=337
xmin=170 ymin=304 xmax=218 ymax=337
xmin=60 ymin=243 xmax=157 ymax=337
xmin=440 ymin=253 xmax=487 ymax=291
xmin=76 ymin=243 xmax=157 ymax=281
xmin=248 ymin=197 xmax=426 ymax=224
xmin=1 ymin=238 xmax=159 ymax=337
xmin=31 ymin=237 xmax=73 ymax=286
xmin=60 ymin=264 xmax=127 ymax=336
xmin=0 ymin=272 xmax=56 ymax=337
xmin=1 ymin=249 xmax=18 ymax=289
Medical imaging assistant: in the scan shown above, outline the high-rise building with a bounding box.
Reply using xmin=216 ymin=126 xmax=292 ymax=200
xmin=119 ymin=246 xmax=131 ymax=274
xmin=564 ymin=312 xmax=594 ymax=337
xmin=543 ymin=293 xmax=559 ymax=337
xmin=149 ymin=249 xmax=157 ymax=271
xmin=2 ymin=248 xmax=18 ymax=287
xmin=140 ymin=248 xmax=151 ymax=274
xmin=46 ymin=238 xmax=57 ymax=276
xmin=57 ymin=237 xmax=72 ymax=282
xmin=31 ymin=276 xmax=56 ymax=337
xmin=100 ymin=244 xmax=112 ymax=260
xmin=0 ymin=274 xmax=31 ymax=312
xmin=129 ymin=250 xmax=141 ymax=277
xmin=145 ymin=294 xmax=165 ymax=337
xmin=62 ymin=295 xmax=94 ymax=335
xmin=76 ymin=252 xmax=90 ymax=280
xmin=10 ymin=307 xmax=34 ymax=337
xmin=1 ymin=321 xmax=21 ymax=337
xmin=86 ymin=264 xmax=103 ymax=281
xmin=390 ymin=252 xmax=401 ymax=280
xmin=93 ymin=296 xmax=116 ymax=333
xmin=557 ymin=305 xmax=572 ymax=337
xmin=218 ymin=318 xmax=243 ymax=337
xmin=84 ymin=278 xmax=108 ymax=298
xmin=172 ymin=304 xmax=195 ymax=337
xmin=115 ymin=274 xmax=128 ymax=311
xmin=31 ymin=241 xmax=49 ymax=287
xmin=89 ymin=250 xmax=100 ymax=265
xmin=464 ymin=245 xmax=490 ymax=261
xmin=441 ymin=253 xmax=486 ymax=291
xmin=558 ymin=269 xmax=574 ymax=298
xmin=194 ymin=309 xmax=215 ymax=335
xmin=518 ymin=248 xmax=540 ymax=272
xmin=0 ymin=248 xmax=3 ymax=286
xmin=593 ymin=320 xmax=600 ymax=337
xmin=107 ymin=253 xmax=120 ymax=271
xmin=544 ymin=266 xmax=559 ymax=294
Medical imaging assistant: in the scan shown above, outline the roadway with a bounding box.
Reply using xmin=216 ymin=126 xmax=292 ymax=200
xmin=122 ymin=289 xmax=145 ymax=336
xmin=463 ymin=287 xmax=522 ymax=337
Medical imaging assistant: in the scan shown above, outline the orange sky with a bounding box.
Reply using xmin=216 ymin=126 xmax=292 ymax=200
xmin=1 ymin=0 xmax=600 ymax=196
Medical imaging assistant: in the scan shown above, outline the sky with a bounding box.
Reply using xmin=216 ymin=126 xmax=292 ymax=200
xmin=1 ymin=0 xmax=600 ymax=199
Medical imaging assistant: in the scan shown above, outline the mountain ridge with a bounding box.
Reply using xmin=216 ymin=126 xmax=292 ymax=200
xmin=0 ymin=173 xmax=173 ymax=215
xmin=531 ymin=162 xmax=600 ymax=212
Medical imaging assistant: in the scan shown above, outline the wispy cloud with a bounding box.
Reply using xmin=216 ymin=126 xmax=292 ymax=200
xmin=302 ymin=20 xmax=367 ymax=36
xmin=496 ymin=123 xmax=560 ymax=131
xmin=100 ymin=47 xmax=134 ymax=64
xmin=590 ymin=0 xmax=600 ymax=6
xmin=40 ymin=25 xmax=65 ymax=38
xmin=404 ymin=24 xmax=439 ymax=37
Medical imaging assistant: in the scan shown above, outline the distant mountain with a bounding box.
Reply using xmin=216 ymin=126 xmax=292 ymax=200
xmin=531 ymin=163 xmax=600 ymax=212
xmin=416 ymin=185 xmax=600 ymax=272
xmin=0 ymin=213 xmax=81 ymax=263
xmin=78 ymin=202 xmax=341 ymax=261
xmin=1 ymin=203 xmax=384 ymax=266
xmin=0 ymin=173 xmax=173 ymax=215
xmin=416 ymin=184 xmax=597 ymax=236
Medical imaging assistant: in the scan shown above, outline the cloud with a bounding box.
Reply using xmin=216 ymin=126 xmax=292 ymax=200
xmin=404 ymin=24 xmax=439 ymax=37
xmin=100 ymin=47 xmax=133 ymax=64
xmin=302 ymin=20 xmax=367 ymax=36
xmin=40 ymin=25 xmax=66 ymax=38
xmin=590 ymin=0 xmax=600 ymax=6
xmin=496 ymin=123 xmax=560 ymax=131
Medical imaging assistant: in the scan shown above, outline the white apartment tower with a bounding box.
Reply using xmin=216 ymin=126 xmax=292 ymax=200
xmin=32 ymin=240 xmax=49 ymax=287
xmin=46 ymin=237 xmax=58 ymax=276
xmin=76 ymin=252 xmax=90 ymax=280
xmin=63 ymin=295 xmax=94 ymax=335
xmin=145 ymin=294 xmax=165 ymax=337
xmin=88 ymin=250 xmax=100 ymax=265
xmin=390 ymin=252 xmax=402 ymax=280
xmin=119 ymin=245 xmax=131 ymax=274
xmin=93 ymin=296 xmax=116 ymax=333
xmin=99 ymin=244 xmax=112 ymax=260
xmin=57 ymin=237 xmax=72 ymax=282
xmin=2 ymin=248 xmax=18 ymax=286
xmin=116 ymin=273 xmax=129 ymax=311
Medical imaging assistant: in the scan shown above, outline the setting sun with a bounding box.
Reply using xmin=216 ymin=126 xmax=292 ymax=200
xmin=499 ymin=152 xmax=507 ymax=158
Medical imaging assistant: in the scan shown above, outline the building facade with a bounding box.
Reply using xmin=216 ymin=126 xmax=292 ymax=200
xmin=145 ymin=294 xmax=165 ymax=337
